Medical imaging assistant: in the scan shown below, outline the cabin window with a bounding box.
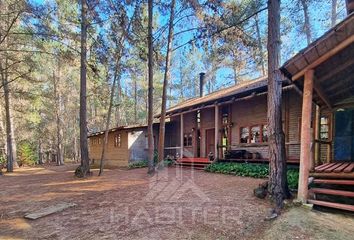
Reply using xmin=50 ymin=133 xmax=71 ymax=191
xmin=97 ymin=138 xmax=101 ymax=145
xmin=320 ymin=116 xmax=329 ymax=140
xmin=240 ymin=124 xmax=268 ymax=143
xmin=114 ymin=134 xmax=121 ymax=147
xmin=240 ymin=127 xmax=249 ymax=143
xmin=183 ymin=133 xmax=192 ymax=147
xmin=250 ymin=126 xmax=261 ymax=143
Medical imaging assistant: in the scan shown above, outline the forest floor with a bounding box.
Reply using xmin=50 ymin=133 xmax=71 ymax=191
xmin=0 ymin=164 xmax=353 ymax=240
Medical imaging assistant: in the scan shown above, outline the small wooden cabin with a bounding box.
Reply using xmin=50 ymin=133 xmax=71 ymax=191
xmin=88 ymin=124 xmax=159 ymax=168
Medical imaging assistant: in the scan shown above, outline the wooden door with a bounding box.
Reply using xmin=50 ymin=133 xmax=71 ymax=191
xmin=205 ymin=129 xmax=215 ymax=157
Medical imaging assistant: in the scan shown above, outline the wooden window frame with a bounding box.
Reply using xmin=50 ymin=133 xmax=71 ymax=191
xmin=183 ymin=132 xmax=193 ymax=147
xmin=240 ymin=123 xmax=268 ymax=144
xmin=319 ymin=114 xmax=331 ymax=141
xmin=114 ymin=133 xmax=121 ymax=148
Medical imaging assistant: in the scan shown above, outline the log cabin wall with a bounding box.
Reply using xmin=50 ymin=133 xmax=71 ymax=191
xmin=230 ymin=94 xmax=268 ymax=158
xmin=228 ymin=89 xmax=305 ymax=162
xmin=89 ymin=130 xmax=129 ymax=167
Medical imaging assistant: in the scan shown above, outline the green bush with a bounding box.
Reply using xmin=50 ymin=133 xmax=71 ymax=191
xmin=205 ymin=162 xmax=299 ymax=189
xmin=128 ymin=158 xmax=174 ymax=169
xmin=128 ymin=160 xmax=148 ymax=169
xmin=287 ymin=169 xmax=299 ymax=190
xmin=205 ymin=162 xmax=269 ymax=178
xmin=18 ymin=142 xmax=38 ymax=166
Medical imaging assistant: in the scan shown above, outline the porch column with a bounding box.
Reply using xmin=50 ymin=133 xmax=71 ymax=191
xmin=180 ymin=113 xmax=184 ymax=158
xmin=215 ymin=104 xmax=219 ymax=159
xmin=298 ymin=69 xmax=314 ymax=203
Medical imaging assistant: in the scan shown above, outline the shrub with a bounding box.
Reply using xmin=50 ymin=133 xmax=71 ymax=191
xmin=18 ymin=142 xmax=38 ymax=166
xmin=205 ymin=162 xmax=269 ymax=178
xmin=287 ymin=169 xmax=299 ymax=190
xmin=205 ymin=162 xmax=299 ymax=189
xmin=128 ymin=160 xmax=148 ymax=169
xmin=128 ymin=159 xmax=174 ymax=169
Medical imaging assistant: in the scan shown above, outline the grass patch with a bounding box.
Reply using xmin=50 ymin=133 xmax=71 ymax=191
xmin=205 ymin=162 xmax=299 ymax=189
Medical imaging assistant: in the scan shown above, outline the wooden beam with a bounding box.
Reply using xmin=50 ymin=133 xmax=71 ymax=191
xmin=313 ymin=81 xmax=332 ymax=110
xmin=298 ymin=69 xmax=314 ymax=203
xmin=180 ymin=113 xmax=184 ymax=158
xmin=314 ymin=105 xmax=320 ymax=167
xmin=214 ymin=104 xmax=219 ymax=159
xmin=292 ymin=34 xmax=354 ymax=81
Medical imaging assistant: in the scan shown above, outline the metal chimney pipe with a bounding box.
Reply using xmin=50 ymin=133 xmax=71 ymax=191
xmin=346 ymin=0 xmax=354 ymax=14
xmin=199 ymin=72 xmax=205 ymax=97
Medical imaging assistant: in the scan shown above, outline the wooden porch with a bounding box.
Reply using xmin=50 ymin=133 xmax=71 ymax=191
xmin=280 ymin=13 xmax=354 ymax=211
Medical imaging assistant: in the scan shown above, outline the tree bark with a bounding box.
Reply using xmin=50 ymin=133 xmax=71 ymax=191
xmin=331 ymin=0 xmax=337 ymax=27
xmin=76 ymin=0 xmax=90 ymax=177
xmin=99 ymin=66 xmax=120 ymax=176
xmin=157 ymin=0 xmax=176 ymax=167
xmin=53 ymin=60 xmax=64 ymax=166
xmin=147 ymin=0 xmax=155 ymax=175
xmin=300 ymin=0 xmax=312 ymax=45
xmin=267 ymin=0 xmax=290 ymax=214
xmin=255 ymin=13 xmax=266 ymax=76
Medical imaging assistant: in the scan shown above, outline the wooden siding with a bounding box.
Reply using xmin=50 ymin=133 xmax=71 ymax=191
xmin=89 ymin=131 xmax=129 ymax=167
xmin=227 ymin=90 xmax=304 ymax=161
xmin=230 ymin=94 xmax=268 ymax=158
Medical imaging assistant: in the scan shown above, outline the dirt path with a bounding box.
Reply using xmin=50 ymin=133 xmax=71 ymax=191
xmin=1 ymin=165 xmax=353 ymax=240
xmin=0 ymin=165 xmax=271 ymax=240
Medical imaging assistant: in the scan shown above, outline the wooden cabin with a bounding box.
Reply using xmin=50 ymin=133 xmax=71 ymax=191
xmin=88 ymin=124 xmax=159 ymax=168
xmin=160 ymin=77 xmax=307 ymax=165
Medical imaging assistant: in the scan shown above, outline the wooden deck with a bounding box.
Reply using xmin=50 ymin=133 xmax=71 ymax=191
xmin=314 ymin=162 xmax=354 ymax=173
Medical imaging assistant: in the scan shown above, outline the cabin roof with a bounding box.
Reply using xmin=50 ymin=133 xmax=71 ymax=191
xmin=163 ymin=76 xmax=269 ymax=116
xmin=280 ymin=13 xmax=354 ymax=108
xmin=88 ymin=124 xmax=149 ymax=137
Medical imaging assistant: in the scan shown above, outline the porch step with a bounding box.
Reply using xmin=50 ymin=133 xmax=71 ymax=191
xmin=313 ymin=179 xmax=354 ymax=186
xmin=310 ymin=188 xmax=354 ymax=198
xmin=175 ymin=158 xmax=211 ymax=170
xmin=308 ymin=199 xmax=354 ymax=212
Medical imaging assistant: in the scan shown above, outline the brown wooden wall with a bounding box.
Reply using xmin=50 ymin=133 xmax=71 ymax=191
xmin=89 ymin=131 xmax=129 ymax=167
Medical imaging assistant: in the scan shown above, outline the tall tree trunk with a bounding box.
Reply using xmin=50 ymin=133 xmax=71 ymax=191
xmin=147 ymin=0 xmax=155 ymax=175
xmin=53 ymin=61 xmax=64 ymax=166
xmin=300 ymin=0 xmax=312 ymax=45
xmin=267 ymin=0 xmax=290 ymax=215
xmin=134 ymin=75 xmax=137 ymax=124
xmin=99 ymin=67 xmax=120 ymax=176
xmin=2 ymin=69 xmax=17 ymax=171
xmin=157 ymin=0 xmax=176 ymax=166
xmin=331 ymin=0 xmax=337 ymax=27
xmin=1 ymin=29 xmax=18 ymax=171
xmin=76 ymin=0 xmax=90 ymax=177
xmin=255 ymin=13 xmax=266 ymax=76
xmin=38 ymin=139 xmax=43 ymax=164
